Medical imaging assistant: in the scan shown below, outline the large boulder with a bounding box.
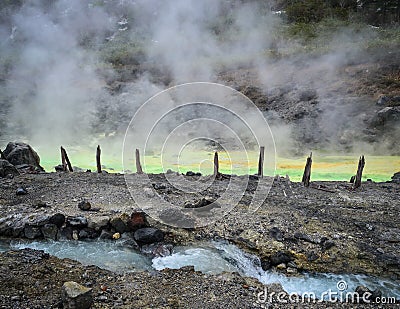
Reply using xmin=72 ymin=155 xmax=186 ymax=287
xmin=0 ymin=159 xmax=19 ymax=178
xmin=134 ymin=227 xmax=164 ymax=244
xmin=62 ymin=281 xmax=93 ymax=309
xmin=371 ymin=107 xmax=400 ymax=127
xmin=3 ymin=142 xmax=44 ymax=172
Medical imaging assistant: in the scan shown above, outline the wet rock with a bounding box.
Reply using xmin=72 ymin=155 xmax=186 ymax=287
xmin=66 ymin=216 xmax=88 ymax=228
xmin=110 ymin=214 xmax=129 ymax=233
xmin=276 ymin=263 xmax=286 ymax=270
xmin=134 ymin=227 xmax=164 ymax=244
xmin=3 ymin=142 xmax=44 ymax=172
xmin=49 ymin=213 xmax=65 ymax=228
xmin=72 ymin=230 xmax=79 ymax=240
xmin=141 ymin=243 xmax=173 ymax=257
xmin=41 ymin=224 xmax=58 ymax=240
xmin=59 ymin=226 xmax=74 ymax=240
xmin=16 ymin=187 xmax=28 ymax=195
xmin=24 ymin=225 xmax=42 ymax=239
xmin=118 ymin=232 xmax=139 ymax=249
xmin=79 ymin=228 xmax=97 ymax=239
xmin=0 ymin=159 xmax=19 ymax=178
xmin=61 ymin=281 xmax=93 ymax=309
xmin=99 ymin=230 xmax=113 ymax=240
xmin=78 ymin=200 xmax=91 ymax=211
xmin=113 ymin=232 xmax=121 ymax=239
xmin=269 ymin=227 xmax=283 ymax=241
xmin=127 ymin=212 xmax=148 ymax=231
xmin=87 ymin=216 xmax=110 ymax=231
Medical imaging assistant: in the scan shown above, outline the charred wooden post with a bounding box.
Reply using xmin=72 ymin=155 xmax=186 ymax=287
xmin=302 ymin=152 xmax=312 ymax=187
xmin=135 ymin=148 xmax=143 ymax=174
xmin=60 ymin=146 xmax=73 ymax=172
xmin=258 ymin=146 xmax=265 ymax=177
xmin=353 ymin=155 xmax=365 ymax=189
xmin=96 ymin=145 xmax=102 ymax=173
xmin=213 ymin=152 xmax=219 ymax=177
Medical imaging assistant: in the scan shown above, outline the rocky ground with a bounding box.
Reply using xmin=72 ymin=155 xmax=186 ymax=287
xmin=0 ymin=170 xmax=399 ymax=307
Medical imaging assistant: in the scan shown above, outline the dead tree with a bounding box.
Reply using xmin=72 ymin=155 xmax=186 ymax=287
xmin=213 ymin=152 xmax=219 ymax=177
xmin=258 ymin=146 xmax=265 ymax=177
xmin=60 ymin=146 xmax=73 ymax=172
xmin=353 ymin=155 xmax=365 ymax=189
xmin=135 ymin=149 xmax=143 ymax=174
xmin=302 ymin=152 xmax=312 ymax=187
xmin=96 ymin=145 xmax=102 ymax=173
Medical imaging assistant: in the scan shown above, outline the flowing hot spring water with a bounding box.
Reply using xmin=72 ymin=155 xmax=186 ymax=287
xmin=2 ymin=239 xmax=399 ymax=301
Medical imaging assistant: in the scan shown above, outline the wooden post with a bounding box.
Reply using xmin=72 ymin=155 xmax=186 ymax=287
xmin=213 ymin=152 xmax=219 ymax=177
xmin=135 ymin=149 xmax=143 ymax=174
xmin=302 ymin=152 xmax=312 ymax=187
xmin=96 ymin=145 xmax=101 ymax=173
xmin=258 ymin=146 xmax=265 ymax=177
xmin=353 ymin=155 xmax=365 ymax=189
xmin=60 ymin=146 xmax=73 ymax=172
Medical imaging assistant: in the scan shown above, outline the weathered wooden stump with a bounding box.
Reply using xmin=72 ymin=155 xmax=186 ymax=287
xmin=302 ymin=152 xmax=312 ymax=187
xmin=213 ymin=152 xmax=219 ymax=177
xmin=353 ymin=155 xmax=365 ymax=189
xmin=258 ymin=146 xmax=265 ymax=177
xmin=60 ymin=146 xmax=73 ymax=172
xmin=135 ymin=149 xmax=143 ymax=174
xmin=96 ymin=145 xmax=101 ymax=173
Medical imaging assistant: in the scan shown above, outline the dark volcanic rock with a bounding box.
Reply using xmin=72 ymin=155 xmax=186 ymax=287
xmin=141 ymin=243 xmax=172 ymax=257
xmin=78 ymin=200 xmax=91 ymax=211
xmin=24 ymin=225 xmax=42 ymax=239
xmin=391 ymin=172 xmax=400 ymax=184
xmin=16 ymin=187 xmax=28 ymax=195
xmin=110 ymin=215 xmax=130 ymax=233
xmin=355 ymin=286 xmax=383 ymax=303
xmin=270 ymin=251 xmax=293 ymax=266
xmin=3 ymin=142 xmax=44 ymax=172
xmin=49 ymin=213 xmax=65 ymax=228
xmin=371 ymin=106 xmax=400 ymax=126
xmin=0 ymin=159 xmax=19 ymax=178
xmin=269 ymin=227 xmax=283 ymax=241
xmin=41 ymin=224 xmax=58 ymax=240
xmin=127 ymin=212 xmax=148 ymax=231
xmin=134 ymin=227 xmax=164 ymax=244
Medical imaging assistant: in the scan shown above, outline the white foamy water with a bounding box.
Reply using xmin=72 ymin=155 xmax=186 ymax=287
xmin=1 ymin=239 xmax=399 ymax=300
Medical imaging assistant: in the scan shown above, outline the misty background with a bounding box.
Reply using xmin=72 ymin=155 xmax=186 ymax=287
xmin=0 ymin=0 xmax=399 ymax=164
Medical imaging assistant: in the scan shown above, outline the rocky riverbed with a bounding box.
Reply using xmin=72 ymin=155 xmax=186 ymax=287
xmin=0 ymin=170 xmax=399 ymax=307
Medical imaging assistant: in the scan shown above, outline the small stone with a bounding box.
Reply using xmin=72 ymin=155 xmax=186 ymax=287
xmin=16 ymin=187 xmax=28 ymax=195
xmin=78 ymin=200 xmax=91 ymax=211
xmin=72 ymin=230 xmax=79 ymax=240
xmin=377 ymin=248 xmax=385 ymax=254
xmin=98 ymin=295 xmax=108 ymax=302
xmin=276 ymin=263 xmax=286 ymax=270
xmin=62 ymin=281 xmax=93 ymax=309
xmin=87 ymin=216 xmax=109 ymax=231
xmin=269 ymin=227 xmax=283 ymax=241
xmin=10 ymin=296 xmax=20 ymax=301
xmin=110 ymin=215 xmax=129 ymax=233
xmin=112 ymin=232 xmax=121 ymax=239
xmin=286 ymin=267 xmax=297 ymax=274
xmin=143 ymin=187 xmax=155 ymax=198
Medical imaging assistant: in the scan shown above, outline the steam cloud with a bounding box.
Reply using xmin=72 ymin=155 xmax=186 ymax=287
xmin=0 ymin=0 xmax=395 ymax=165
